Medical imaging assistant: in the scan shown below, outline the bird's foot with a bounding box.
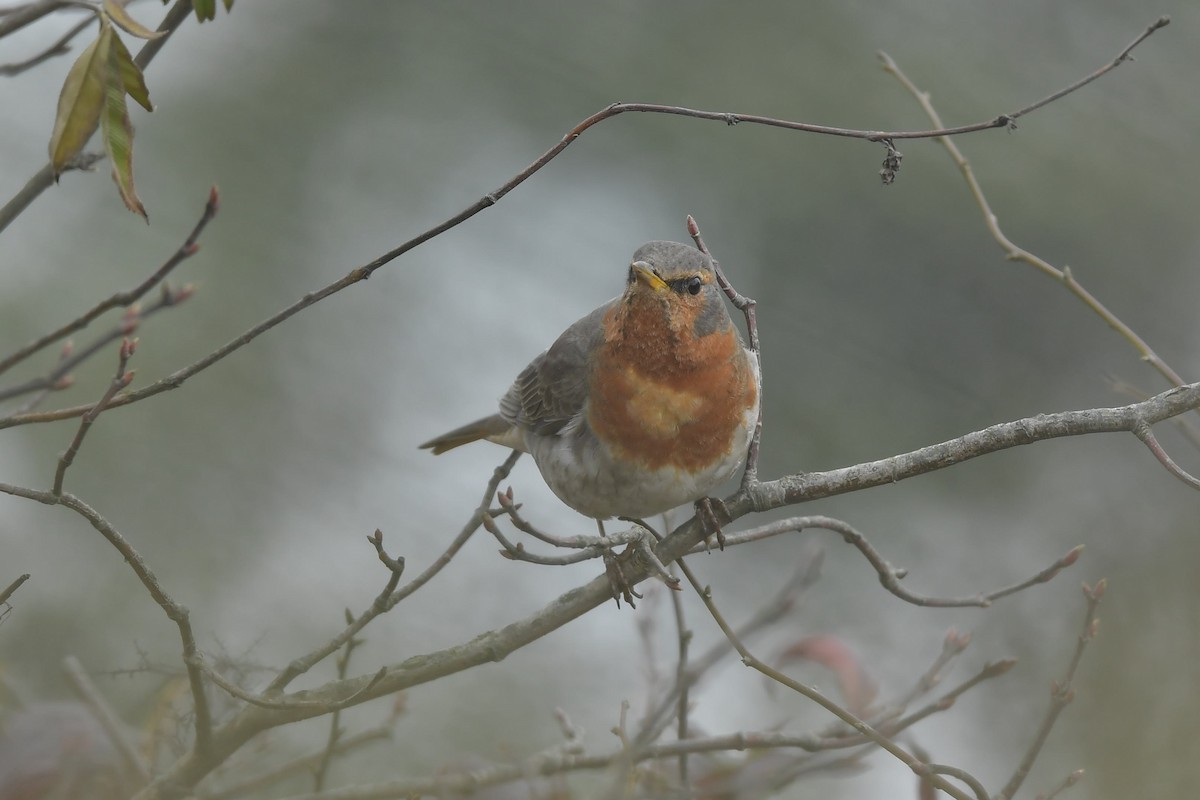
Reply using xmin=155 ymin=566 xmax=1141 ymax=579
xmin=694 ymin=496 xmax=731 ymax=551
xmin=595 ymin=519 xmax=638 ymax=608
xmin=600 ymin=519 xmax=682 ymax=609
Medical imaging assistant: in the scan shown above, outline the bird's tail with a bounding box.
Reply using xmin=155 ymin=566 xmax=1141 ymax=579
xmin=418 ymin=414 xmax=514 ymax=454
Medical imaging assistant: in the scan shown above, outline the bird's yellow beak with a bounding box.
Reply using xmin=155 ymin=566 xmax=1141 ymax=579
xmin=630 ymin=261 xmax=669 ymax=292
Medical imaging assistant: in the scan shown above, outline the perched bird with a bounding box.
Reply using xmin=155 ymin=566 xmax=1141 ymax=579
xmin=420 ymin=241 xmax=759 ymax=531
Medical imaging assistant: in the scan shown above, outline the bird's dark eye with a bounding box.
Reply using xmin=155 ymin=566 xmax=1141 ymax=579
xmin=668 ymin=275 xmax=704 ymax=296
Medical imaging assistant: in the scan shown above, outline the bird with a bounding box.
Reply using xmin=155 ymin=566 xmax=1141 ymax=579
xmin=420 ymin=240 xmax=760 ymax=537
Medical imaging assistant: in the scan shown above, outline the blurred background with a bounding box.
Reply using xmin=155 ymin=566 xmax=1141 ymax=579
xmin=2 ymin=1 xmax=1198 ymax=797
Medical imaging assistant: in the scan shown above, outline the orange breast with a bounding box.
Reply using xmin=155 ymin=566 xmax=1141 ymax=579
xmin=587 ymin=326 xmax=757 ymax=472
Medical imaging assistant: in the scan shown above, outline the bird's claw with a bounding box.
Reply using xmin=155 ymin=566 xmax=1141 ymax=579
xmin=694 ymin=496 xmax=730 ymax=550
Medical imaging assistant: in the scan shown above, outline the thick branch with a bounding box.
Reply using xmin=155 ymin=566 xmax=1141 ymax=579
xmin=736 ymin=383 xmax=1200 ymax=516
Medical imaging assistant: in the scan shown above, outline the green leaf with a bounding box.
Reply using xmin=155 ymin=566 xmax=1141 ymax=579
xmin=49 ymin=22 xmax=113 ymax=177
xmin=102 ymin=41 xmax=147 ymax=221
xmin=102 ymin=0 xmax=165 ymax=40
xmin=194 ymin=0 xmax=216 ymax=21
xmin=109 ymin=31 xmax=153 ymax=112
xmin=222 ymin=0 xmax=234 ymax=10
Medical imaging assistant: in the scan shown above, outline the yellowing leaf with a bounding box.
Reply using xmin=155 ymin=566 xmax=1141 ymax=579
xmin=109 ymin=31 xmax=153 ymax=112
xmin=101 ymin=53 xmax=147 ymax=221
xmin=102 ymin=0 xmax=165 ymax=40
xmin=48 ymin=23 xmax=113 ymax=176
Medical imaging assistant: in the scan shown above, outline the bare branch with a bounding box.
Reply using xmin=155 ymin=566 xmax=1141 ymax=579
xmin=0 ymin=0 xmax=85 ymax=39
xmin=671 ymin=557 xmax=983 ymax=800
xmin=198 ymin=723 xmax=394 ymax=800
xmin=995 ymin=580 xmax=1105 ymax=800
xmin=1132 ymin=422 xmax=1200 ymax=489
xmin=63 ymin=655 xmax=152 ymax=784
xmin=52 ymin=337 xmax=136 ymax=495
xmin=694 ymin=515 xmax=1081 ymax=607
xmin=880 ymin=39 xmax=1189 ymax=394
xmin=0 ymin=572 xmax=29 ymax=607
xmin=0 ymin=483 xmax=215 ymax=756
xmin=0 ymin=186 xmax=216 ymax=379
xmin=265 ymin=450 xmax=521 ymax=694
xmin=311 ymin=609 xmax=363 ymax=792
xmin=0 ymin=12 xmax=91 ymax=75
xmin=710 ymin=383 xmax=1200 ymax=538
xmin=1036 ymin=768 xmax=1085 ymax=800
xmin=202 ymin=658 xmax=387 ymax=713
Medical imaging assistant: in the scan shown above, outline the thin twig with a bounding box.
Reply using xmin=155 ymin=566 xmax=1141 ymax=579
xmin=202 ymin=659 xmax=387 ymax=713
xmin=3 ymin=281 xmax=197 ymax=408
xmin=633 ymin=548 xmax=824 ymax=756
xmin=666 ymin=563 xmax=691 ymax=790
xmin=63 ymin=654 xmax=153 ymax=784
xmin=312 ymin=615 xmax=361 ymax=792
xmin=1132 ymin=422 xmax=1200 ymax=489
xmin=0 ymin=0 xmax=81 ymax=38
xmin=0 ymin=572 xmax=29 ymax=606
xmin=822 ymin=659 xmax=1016 ymax=750
xmin=0 ymin=11 xmax=91 ymax=75
xmin=1036 ymin=768 xmax=1085 ymax=800
xmin=266 ymin=451 xmax=521 ymax=694
xmin=52 ymin=337 xmax=136 ymax=495
xmin=880 ymin=31 xmax=1189 ymax=395
xmin=892 ymin=629 xmax=972 ymax=711
xmin=995 ymin=580 xmax=1105 ymax=800
xmin=687 ymin=215 xmax=762 ymax=490
xmin=199 ymin=724 xmax=394 ymax=800
xmin=0 ymin=483 xmax=216 ymax=756
xmin=692 ymin=515 xmax=1082 ymax=608
xmin=1005 ymin=17 xmax=1170 ymax=122
xmin=672 ymin=557 xmax=981 ymax=800
xmin=928 ymin=762 xmax=990 ymax=800
xmin=0 ymin=186 xmax=216 ymax=379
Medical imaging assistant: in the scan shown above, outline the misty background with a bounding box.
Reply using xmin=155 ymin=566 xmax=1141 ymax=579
xmin=2 ymin=2 xmax=1198 ymax=797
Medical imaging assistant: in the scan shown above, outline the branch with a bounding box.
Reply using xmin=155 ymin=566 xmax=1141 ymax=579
xmin=51 ymin=337 xmax=136 ymax=495
xmin=0 ymin=185 xmax=216 ymax=379
xmin=995 ymin=580 xmax=1105 ymax=800
xmin=197 ymin=723 xmax=394 ymax=800
xmin=265 ymin=450 xmax=520 ymax=694
xmin=722 ymin=382 xmax=1200 ymax=528
xmin=880 ymin=31 xmax=1188 ymax=394
xmin=0 ymin=18 xmax=1170 ymax=425
xmin=0 ymin=572 xmax=29 ymax=606
xmin=63 ymin=654 xmax=152 ymax=784
xmin=698 ymin=515 xmax=1082 ymax=607
xmin=671 ymin=557 xmax=983 ymax=800
xmin=0 ymin=0 xmax=81 ymax=39
xmin=0 ymin=483 xmax=215 ymax=756
xmin=0 ymin=11 xmax=91 ymax=75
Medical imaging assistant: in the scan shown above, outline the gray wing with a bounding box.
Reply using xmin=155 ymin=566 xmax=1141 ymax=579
xmin=498 ymin=301 xmax=613 ymax=436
